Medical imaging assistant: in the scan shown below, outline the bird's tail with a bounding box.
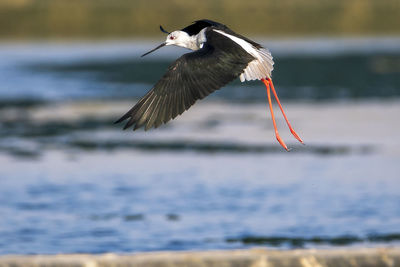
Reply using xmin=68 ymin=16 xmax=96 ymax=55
xmin=240 ymin=48 xmax=274 ymax=82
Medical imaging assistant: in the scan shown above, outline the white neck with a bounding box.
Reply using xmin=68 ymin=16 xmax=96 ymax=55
xmin=182 ymin=35 xmax=200 ymax=50
xmin=168 ymin=29 xmax=207 ymax=51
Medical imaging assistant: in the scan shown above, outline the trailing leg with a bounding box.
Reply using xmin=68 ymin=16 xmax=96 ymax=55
xmin=266 ymin=78 xmax=304 ymax=144
xmin=261 ymin=78 xmax=289 ymax=151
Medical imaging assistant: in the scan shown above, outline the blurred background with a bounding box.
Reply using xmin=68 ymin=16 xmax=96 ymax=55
xmin=0 ymin=0 xmax=400 ymax=254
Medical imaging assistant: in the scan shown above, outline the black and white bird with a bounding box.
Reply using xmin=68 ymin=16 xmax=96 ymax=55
xmin=115 ymin=19 xmax=303 ymax=151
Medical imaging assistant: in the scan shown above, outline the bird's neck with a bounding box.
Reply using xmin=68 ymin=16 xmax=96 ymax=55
xmin=175 ymin=36 xmax=200 ymax=51
xmin=176 ymin=29 xmax=207 ymax=51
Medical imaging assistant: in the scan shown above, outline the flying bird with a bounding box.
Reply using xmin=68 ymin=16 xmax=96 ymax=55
xmin=115 ymin=19 xmax=303 ymax=151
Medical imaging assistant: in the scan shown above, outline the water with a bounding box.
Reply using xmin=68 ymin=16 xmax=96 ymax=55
xmin=0 ymin=38 xmax=400 ymax=254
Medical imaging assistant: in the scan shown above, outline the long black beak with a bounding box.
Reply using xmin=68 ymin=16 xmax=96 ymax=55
xmin=141 ymin=42 xmax=166 ymax=57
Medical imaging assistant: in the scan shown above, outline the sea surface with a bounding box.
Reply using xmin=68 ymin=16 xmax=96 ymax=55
xmin=0 ymin=38 xmax=400 ymax=254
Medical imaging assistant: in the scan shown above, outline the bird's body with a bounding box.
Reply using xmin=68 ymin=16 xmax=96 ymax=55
xmin=115 ymin=19 xmax=303 ymax=150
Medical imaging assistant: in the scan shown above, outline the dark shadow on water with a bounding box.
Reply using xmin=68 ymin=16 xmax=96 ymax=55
xmin=0 ymin=139 xmax=375 ymax=158
xmin=226 ymin=233 xmax=400 ymax=248
xmin=66 ymin=140 xmax=374 ymax=155
xmin=0 ymin=99 xmax=48 ymax=109
xmin=124 ymin=214 xmax=145 ymax=222
xmin=0 ymin=118 xmax=114 ymax=138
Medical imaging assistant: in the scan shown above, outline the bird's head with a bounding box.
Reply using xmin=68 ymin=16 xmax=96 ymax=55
xmin=141 ymin=26 xmax=194 ymax=57
xmin=165 ymin=31 xmax=190 ymax=47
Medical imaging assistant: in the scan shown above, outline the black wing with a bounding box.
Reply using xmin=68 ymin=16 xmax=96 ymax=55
xmin=115 ymin=28 xmax=254 ymax=131
xmin=183 ymin=19 xmax=263 ymax=49
xmin=181 ymin=19 xmax=223 ymax=36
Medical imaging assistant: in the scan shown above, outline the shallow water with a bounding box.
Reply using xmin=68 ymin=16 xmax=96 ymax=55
xmin=0 ymin=39 xmax=400 ymax=254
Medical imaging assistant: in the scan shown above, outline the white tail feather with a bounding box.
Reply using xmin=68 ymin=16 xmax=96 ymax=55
xmin=239 ymin=48 xmax=274 ymax=82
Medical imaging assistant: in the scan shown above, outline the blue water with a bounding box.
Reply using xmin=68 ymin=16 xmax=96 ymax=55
xmin=0 ymin=39 xmax=400 ymax=254
xmin=1 ymin=152 xmax=399 ymax=254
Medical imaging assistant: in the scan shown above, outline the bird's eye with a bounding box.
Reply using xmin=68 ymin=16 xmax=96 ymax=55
xmin=169 ymin=36 xmax=175 ymax=40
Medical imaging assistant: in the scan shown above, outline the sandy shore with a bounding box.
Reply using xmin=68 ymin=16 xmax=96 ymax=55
xmin=0 ymin=247 xmax=399 ymax=267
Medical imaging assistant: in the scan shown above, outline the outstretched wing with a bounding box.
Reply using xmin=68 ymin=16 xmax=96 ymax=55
xmin=180 ymin=19 xmax=223 ymax=36
xmin=181 ymin=19 xmax=263 ymax=49
xmin=115 ymin=28 xmax=254 ymax=131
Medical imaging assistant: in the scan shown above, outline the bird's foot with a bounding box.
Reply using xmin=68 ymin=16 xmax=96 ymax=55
xmin=275 ymin=132 xmax=289 ymax=152
xmin=290 ymin=128 xmax=304 ymax=144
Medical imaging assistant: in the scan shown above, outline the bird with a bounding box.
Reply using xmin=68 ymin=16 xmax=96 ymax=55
xmin=115 ymin=19 xmax=303 ymax=151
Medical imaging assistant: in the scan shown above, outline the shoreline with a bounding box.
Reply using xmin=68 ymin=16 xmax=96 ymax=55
xmin=0 ymin=247 xmax=399 ymax=266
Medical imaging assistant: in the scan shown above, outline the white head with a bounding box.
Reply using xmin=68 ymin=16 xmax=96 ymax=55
xmin=165 ymin=31 xmax=191 ymax=48
xmin=141 ymin=29 xmax=197 ymax=57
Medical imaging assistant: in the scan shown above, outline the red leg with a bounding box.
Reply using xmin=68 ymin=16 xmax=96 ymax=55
xmin=266 ymin=78 xmax=304 ymax=144
xmin=261 ymin=78 xmax=289 ymax=151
